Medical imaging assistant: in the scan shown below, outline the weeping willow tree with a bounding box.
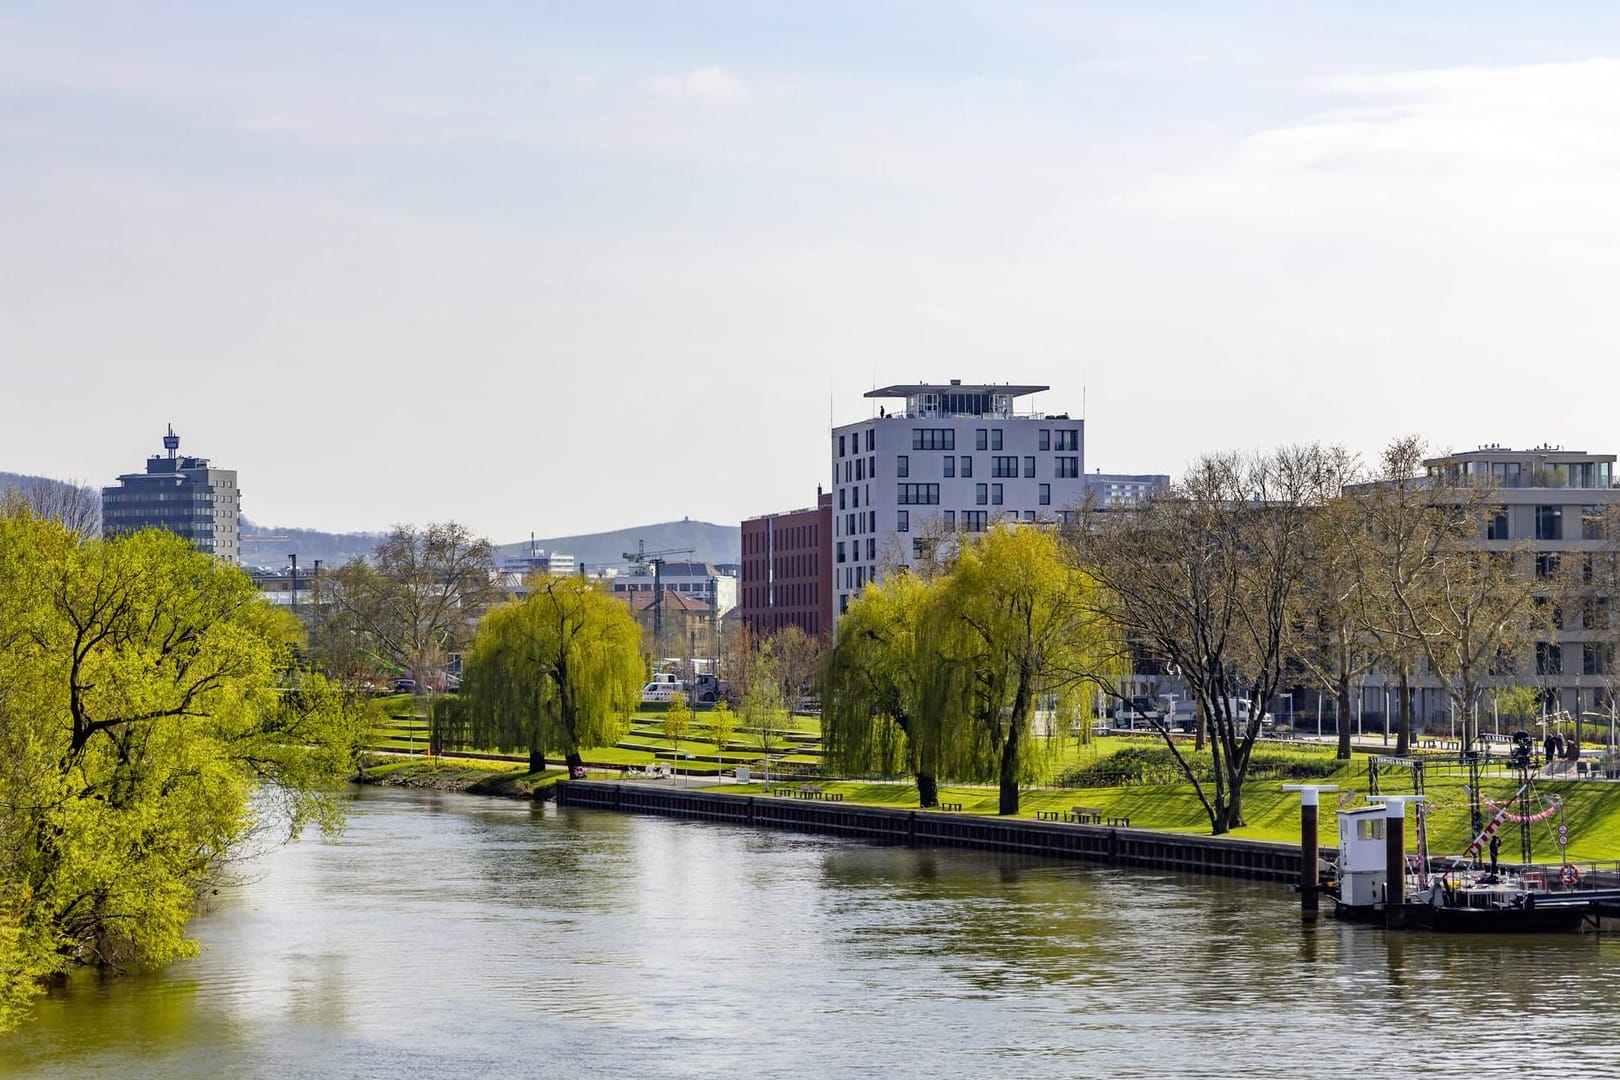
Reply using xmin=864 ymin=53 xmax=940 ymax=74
xmin=435 ymin=576 xmax=643 ymax=772
xmin=820 ymin=571 xmax=965 ymax=807
xmin=938 ymin=525 xmax=1119 ymax=816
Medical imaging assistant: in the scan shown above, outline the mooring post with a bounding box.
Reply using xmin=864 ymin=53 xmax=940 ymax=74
xmin=1282 ymin=784 xmax=1338 ymax=918
xmin=1371 ymin=795 xmax=1425 ymax=930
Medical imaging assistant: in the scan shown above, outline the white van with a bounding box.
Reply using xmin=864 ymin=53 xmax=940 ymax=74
xmin=641 ymin=673 xmax=685 ymax=704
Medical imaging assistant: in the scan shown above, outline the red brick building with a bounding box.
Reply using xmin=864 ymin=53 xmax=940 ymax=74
xmin=740 ymin=492 xmax=832 ymax=640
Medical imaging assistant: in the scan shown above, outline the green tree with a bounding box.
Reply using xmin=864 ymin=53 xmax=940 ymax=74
xmin=743 ymin=650 xmax=786 ymax=783
xmin=663 ymin=691 xmax=693 ymax=781
xmin=940 ymin=525 xmax=1115 ymax=815
xmin=821 ymin=571 xmax=961 ymax=807
xmin=435 ymin=576 xmax=642 ymax=773
xmin=708 ymin=699 xmax=737 ymax=777
xmin=0 ymin=509 xmax=360 ymax=1032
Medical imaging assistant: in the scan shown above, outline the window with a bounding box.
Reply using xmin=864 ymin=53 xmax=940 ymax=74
xmin=1039 ymin=484 xmax=1050 ymax=506
xmin=944 ymin=455 xmax=955 ymax=478
xmin=1038 ymin=430 xmax=1050 ymax=451
xmin=856 ymin=458 xmax=864 ymax=481
xmin=963 ymin=511 xmax=988 ymax=532
xmin=960 ymin=456 xmax=973 ymax=478
xmin=839 ymin=435 xmax=846 ymax=457
xmin=839 ymin=489 xmax=846 ymax=511
xmin=1536 ymin=553 xmax=1560 ymax=579
xmin=866 ymin=429 xmax=874 ymax=452
xmin=867 ymin=538 xmax=876 ymax=560
xmin=1023 ymin=510 xmax=1035 ymax=522
xmin=1024 ymin=456 xmax=1035 ymax=478
xmin=1584 ymin=505 xmax=1606 ymax=540
xmin=991 ymin=429 xmax=1003 ymax=451
xmin=1491 ymin=461 xmax=1521 ymax=488
xmin=1536 ymin=505 xmax=1563 ymax=541
xmin=992 ymin=456 xmax=1018 ymax=477
xmin=976 ymin=483 xmax=988 ymax=505
xmin=836 ymin=541 xmax=845 ymax=563
xmin=897 ymin=510 xmax=909 ymax=532
xmin=1055 ymin=429 xmax=1079 ymax=452
xmin=912 ymin=537 xmax=931 ymax=559
xmin=897 ymin=455 xmax=909 ymax=478
xmin=943 ymin=510 xmax=955 ymax=529
xmin=1537 ymin=642 xmax=1563 ymax=676
xmin=1487 ymin=508 xmax=1509 ymax=540
xmin=1586 ymin=643 xmax=1613 ymax=676
xmin=1055 ymin=457 xmax=1079 ymax=478
xmin=913 ymin=429 xmax=955 ymax=450
xmin=897 ymin=484 xmax=940 ymax=505
xmin=991 ymin=483 xmax=1003 ymax=505
xmin=976 ymin=429 xmax=988 ymax=451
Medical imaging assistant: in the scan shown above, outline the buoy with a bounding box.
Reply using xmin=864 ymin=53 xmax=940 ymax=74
xmin=1560 ymin=863 xmax=1581 ymax=886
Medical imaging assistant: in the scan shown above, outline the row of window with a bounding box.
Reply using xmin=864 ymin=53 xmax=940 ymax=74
xmin=835 ymin=538 xmax=879 ymax=563
xmin=890 ymin=456 xmax=1078 ymax=480
xmin=1487 ymin=505 xmax=1612 ymax=542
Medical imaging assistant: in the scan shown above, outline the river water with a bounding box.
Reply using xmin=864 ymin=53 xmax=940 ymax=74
xmin=4 ymin=786 xmax=1618 ymax=1078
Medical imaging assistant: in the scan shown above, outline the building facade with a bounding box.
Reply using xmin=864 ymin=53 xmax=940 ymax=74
xmin=739 ymin=492 xmax=833 ymax=640
xmin=1358 ymin=444 xmax=1620 ymax=732
xmin=1087 ymin=472 xmax=1170 ymax=509
xmin=612 ymin=561 xmax=738 ymax=618
xmin=830 ymin=381 xmax=1088 ymax=618
xmin=102 ymin=426 xmax=241 ymax=564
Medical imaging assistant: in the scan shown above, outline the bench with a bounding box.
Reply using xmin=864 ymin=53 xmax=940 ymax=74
xmin=1036 ymin=810 xmax=1063 ymax=821
xmin=938 ymin=801 xmax=963 ymax=812
xmin=1065 ymin=805 xmax=1104 ymax=824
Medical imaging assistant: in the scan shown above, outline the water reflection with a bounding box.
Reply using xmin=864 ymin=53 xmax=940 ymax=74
xmin=2 ymin=787 xmax=1616 ymax=1079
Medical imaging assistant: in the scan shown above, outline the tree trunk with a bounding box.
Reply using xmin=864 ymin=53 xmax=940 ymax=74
xmin=564 ymin=751 xmax=583 ymax=774
xmin=998 ymin=721 xmax=1021 ymax=816
xmin=1396 ymin=671 xmax=1412 ymax=756
xmin=1335 ymin=677 xmax=1353 ymax=760
xmin=528 ymin=747 xmax=546 ymax=773
xmin=916 ymin=773 xmax=939 ymax=808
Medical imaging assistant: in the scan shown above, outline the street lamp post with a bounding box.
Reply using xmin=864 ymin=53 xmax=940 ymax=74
xmin=288 ymin=553 xmax=299 ymax=614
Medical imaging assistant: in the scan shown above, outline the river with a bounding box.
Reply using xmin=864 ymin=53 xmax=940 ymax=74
xmin=3 ymin=786 xmax=1618 ymax=1078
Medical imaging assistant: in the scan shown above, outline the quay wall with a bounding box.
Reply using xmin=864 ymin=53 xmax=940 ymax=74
xmin=555 ymin=781 xmax=1314 ymax=883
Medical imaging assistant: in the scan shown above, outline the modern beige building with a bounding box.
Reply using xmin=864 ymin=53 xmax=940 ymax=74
xmin=1361 ymin=444 xmax=1620 ymax=731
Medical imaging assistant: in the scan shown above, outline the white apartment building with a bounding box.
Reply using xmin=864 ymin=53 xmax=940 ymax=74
xmin=831 ymin=380 xmax=1089 ymax=618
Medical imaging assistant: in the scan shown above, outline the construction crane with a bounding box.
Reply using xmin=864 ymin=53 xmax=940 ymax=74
xmin=622 ymin=540 xmax=695 ymax=646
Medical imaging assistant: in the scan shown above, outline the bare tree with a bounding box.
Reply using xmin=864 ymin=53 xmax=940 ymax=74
xmin=3 ymin=477 xmax=100 ymax=536
xmin=320 ymin=522 xmax=497 ymax=704
xmin=1074 ymin=448 xmax=1331 ymax=834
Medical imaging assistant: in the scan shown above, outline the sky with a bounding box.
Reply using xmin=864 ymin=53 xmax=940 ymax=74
xmin=7 ymin=2 xmax=1620 ymax=542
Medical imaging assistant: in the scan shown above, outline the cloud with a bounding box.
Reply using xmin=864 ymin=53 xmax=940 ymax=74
xmin=645 ymin=66 xmax=748 ymax=104
xmin=1123 ymin=58 xmax=1620 ymax=246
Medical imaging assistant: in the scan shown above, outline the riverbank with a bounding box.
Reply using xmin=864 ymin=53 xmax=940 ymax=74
xmin=357 ymin=755 xmax=565 ymax=798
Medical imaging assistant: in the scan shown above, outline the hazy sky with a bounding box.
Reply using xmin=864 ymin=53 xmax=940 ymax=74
xmin=7 ymin=3 xmax=1620 ymax=541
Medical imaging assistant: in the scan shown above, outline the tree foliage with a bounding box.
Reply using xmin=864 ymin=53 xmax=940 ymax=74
xmin=0 ymin=511 xmax=361 ymax=1032
xmin=434 ymin=577 xmax=643 ymax=772
xmin=824 ymin=526 xmax=1116 ymax=813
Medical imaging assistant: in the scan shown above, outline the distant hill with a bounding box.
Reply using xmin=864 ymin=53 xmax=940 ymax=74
xmin=499 ymin=519 xmax=740 ymax=571
xmin=239 ymin=521 xmax=387 ymax=569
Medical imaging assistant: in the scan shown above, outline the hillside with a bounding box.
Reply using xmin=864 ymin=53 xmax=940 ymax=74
xmin=239 ymin=521 xmax=386 ymax=568
xmin=499 ymin=519 xmax=740 ymax=571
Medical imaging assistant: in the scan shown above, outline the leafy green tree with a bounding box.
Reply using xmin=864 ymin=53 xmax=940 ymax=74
xmin=708 ymin=699 xmax=737 ymax=776
xmin=436 ymin=576 xmax=642 ymax=773
xmin=940 ymin=525 xmax=1115 ymax=815
xmin=743 ymin=651 xmax=786 ymax=783
xmin=821 ymin=571 xmax=961 ymax=807
xmin=0 ymin=508 xmax=360 ymax=1032
xmin=663 ymin=691 xmax=693 ymax=780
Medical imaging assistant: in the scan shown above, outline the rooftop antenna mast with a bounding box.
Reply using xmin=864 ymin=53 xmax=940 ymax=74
xmin=163 ymin=423 xmax=180 ymax=461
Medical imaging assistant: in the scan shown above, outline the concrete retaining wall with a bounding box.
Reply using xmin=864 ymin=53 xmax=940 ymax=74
xmin=555 ymin=781 xmax=1310 ymax=883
